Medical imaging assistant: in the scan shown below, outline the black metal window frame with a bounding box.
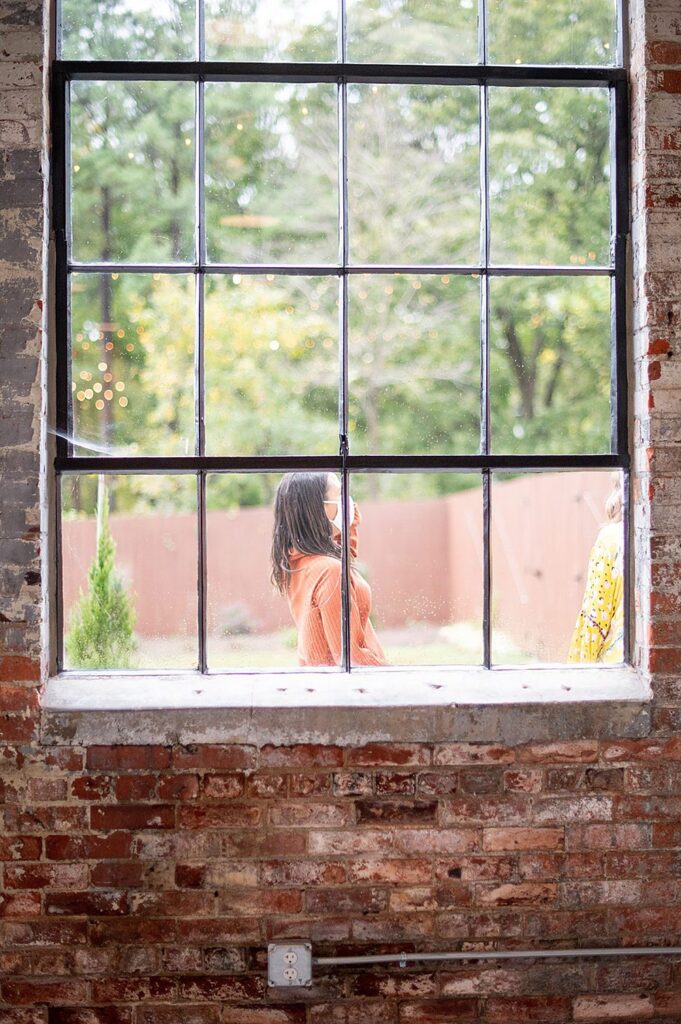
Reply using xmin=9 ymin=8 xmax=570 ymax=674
xmin=52 ymin=4 xmax=631 ymax=674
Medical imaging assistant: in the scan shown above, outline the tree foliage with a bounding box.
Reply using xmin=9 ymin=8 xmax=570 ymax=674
xmin=65 ymin=507 xmax=136 ymax=668
xmin=63 ymin=0 xmax=617 ymax=511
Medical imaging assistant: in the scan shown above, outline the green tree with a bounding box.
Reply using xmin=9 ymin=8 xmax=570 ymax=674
xmin=66 ymin=505 xmax=136 ymax=669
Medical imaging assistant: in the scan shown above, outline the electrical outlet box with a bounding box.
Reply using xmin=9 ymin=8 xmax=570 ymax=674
xmin=267 ymin=942 xmax=312 ymax=987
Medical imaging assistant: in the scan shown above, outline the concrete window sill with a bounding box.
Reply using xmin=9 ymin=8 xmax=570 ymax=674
xmin=41 ymin=665 xmax=651 ymax=745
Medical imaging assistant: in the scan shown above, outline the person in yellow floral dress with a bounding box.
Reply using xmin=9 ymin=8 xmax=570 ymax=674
xmin=568 ymin=476 xmax=624 ymax=663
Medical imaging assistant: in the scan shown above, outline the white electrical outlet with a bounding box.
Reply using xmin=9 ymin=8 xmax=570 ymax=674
xmin=268 ymin=943 xmax=312 ymax=987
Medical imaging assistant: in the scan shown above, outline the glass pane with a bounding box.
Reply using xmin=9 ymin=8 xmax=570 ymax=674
xmin=487 ymin=0 xmax=617 ymax=66
xmin=206 ymin=473 xmax=342 ymax=670
xmin=60 ymin=0 xmax=195 ymax=60
xmin=205 ymin=0 xmax=338 ymax=61
xmin=70 ymin=273 xmax=195 ymax=457
xmin=348 ymin=473 xmax=483 ymax=666
xmin=489 ymin=87 xmax=611 ymax=267
xmin=347 ymin=0 xmax=478 ymax=64
xmin=491 ymin=471 xmax=624 ymax=665
xmin=348 ymin=85 xmax=480 ymax=265
xmin=204 ymin=275 xmax=339 ymax=456
xmin=348 ymin=274 xmax=481 ymax=455
xmin=489 ymin=276 xmax=611 ymax=455
xmin=70 ymin=80 xmax=195 ymax=263
xmin=205 ymin=83 xmax=338 ymax=264
xmin=61 ymin=475 xmax=198 ymax=670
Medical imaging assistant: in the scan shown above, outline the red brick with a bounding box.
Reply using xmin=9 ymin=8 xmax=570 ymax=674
xmin=158 ymin=774 xmax=199 ymax=800
xmin=177 ymin=975 xmax=266 ymax=1001
xmin=287 ymin=773 xmax=332 ymax=797
xmin=244 ymin=774 xmax=287 ymax=798
xmin=90 ymin=805 xmax=175 ymax=830
xmin=356 ymin=801 xmax=437 ymax=825
xmin=566 ymin=824 xmax=651 ymax=851
xmin=4 ymin=863 xmax=87 ymax=890
xmin=260 ymin=744 xmax=344 ymax=768
xmin=1 ymin=981 xmax=88 ymax=1005
xmin=659 ymin=70 xmax=681 ymax=94
xmin=90 ymin=978 xmax=175 ymax=1002
xmin=89 ymin=919 xmax=177 ymax=945
xmin=0 ymin=892 xmax=42 ymax=917
xmin=269 ymin=802 xmax=350 ymax=827
xmin=648 ymin=41 xmax=681 ymax=66
xmin=114 ymin=775 xmax=157 ymax=801
xmin=478 ymin=883 xmax=557 ymax=906
xmin=4 ymin=805 xmax=88 ymax=833
xmin=517 ymin=741 xmax=599 ymax=764
xmin=0 ymin=686 xmax=39 ymax=713
xmin=71 ymin=775 xmax=111 ymax=800
xmin=177 ymin=805 xmax=261 ymax=829
xmin=86 ymin=746 xmax=171 ymax=771
xmin=573 ymin=993 xmax=654 ymax=1020
xmin=0 ymin=836 xmax=42 ymax=861
xmin=390 ymin=885 xmax=472 ymax=912
xmin=171 ymin=745 xmax=256 ymax=770
xmin=0 ymin=656 xmax=40 ymax=682
xmin=45 ymin=832 xmax=133 ymax=860
xmin=0 ymin=716 xmax=36 ymax=742
xmin=48 ymin=1010 xmax=134 ymax=1024
xmin=351 ymin=972 xmax=437 ymax=997
xmin=615 ymin=795 xmax=681 ymax=821
xmin=203 ymin=774 xmax=244 ymax=799
xmin=28 ymin=777 xmax=68 ymax=802
xmin=398 ymin=998 xmax=478 ymax=1022
xmin=305 ymin=886 xmax=387 ymax=915
xmin=433 ymin=744 xmax=514 ymax=766
xmin=348 ymin=744 xmax=430 ymax=767
xmin=348 ymin=857 xmax=431 ymax=884
xmin=90 ymin=861 xmax=144 ymax=888
xmin=1 ymin=919 xmax=88 ymax=946
xmin=260 ymin=860 xmax=346 ymax=887
xmin=482 ymin=828 xmax=564 ymax=851
xmin=207 ymin=1009 xmax=305 ymax=1024
xmin=333 ymin=772 xmax=373 ymax=797
xmin=417 ymin=772 xmax=460 ymax=796
xmin=485 ymin=996 xmax=572 ymax=1022
xmin=218 ymin=889 xmax=302 ymax=916
xmin=375 ymin=772 xmax=416 ymax=796
xmin=43 ymin=748 xmax=84 ymax=771
xmin=45 ymin=891 xmax=129 ymax=916
xmin=129 ymin=892 xmax=214 ymax=917
xmin=137 ymin=1008 xmax=221 ymax=1024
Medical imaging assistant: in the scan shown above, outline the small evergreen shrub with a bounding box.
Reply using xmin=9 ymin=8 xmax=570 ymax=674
xmin=66 ymin=515 xmax=136 ymax=669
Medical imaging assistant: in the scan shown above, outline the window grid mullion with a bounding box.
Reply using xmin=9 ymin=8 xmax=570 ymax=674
xmin=339 ymin=1 xmax=352 ymax=669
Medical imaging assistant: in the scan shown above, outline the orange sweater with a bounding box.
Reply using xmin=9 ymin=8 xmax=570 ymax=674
xmin=286 ymin=505 xmax=387 ymax=667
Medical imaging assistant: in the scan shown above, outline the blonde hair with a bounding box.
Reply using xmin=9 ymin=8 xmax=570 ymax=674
xmin=605 ymin=472 xmax=623 ymax=523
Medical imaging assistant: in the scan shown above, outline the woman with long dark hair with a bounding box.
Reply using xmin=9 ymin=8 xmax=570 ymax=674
xmin=271 ymin=472 xmax=386 ymax=666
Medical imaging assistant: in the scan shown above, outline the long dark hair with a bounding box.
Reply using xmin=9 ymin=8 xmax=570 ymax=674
xmin=271 ymin=473 xmax=341 ymax=594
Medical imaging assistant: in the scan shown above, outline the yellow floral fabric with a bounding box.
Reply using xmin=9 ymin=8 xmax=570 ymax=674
xmin=568 ymin=522 xmax=623 ymax=664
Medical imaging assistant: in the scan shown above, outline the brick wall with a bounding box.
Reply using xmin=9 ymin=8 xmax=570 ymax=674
xmin=2 ymin=0 xmax=681 ymax=1023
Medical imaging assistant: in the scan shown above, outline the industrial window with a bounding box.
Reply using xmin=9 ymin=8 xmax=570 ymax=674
xmin=53 ymin=0 xmax=629 ymax=675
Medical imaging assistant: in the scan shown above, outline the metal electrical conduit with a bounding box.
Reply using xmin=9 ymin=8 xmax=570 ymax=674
xmin=314 ymin=946 xmax=681 ymax=968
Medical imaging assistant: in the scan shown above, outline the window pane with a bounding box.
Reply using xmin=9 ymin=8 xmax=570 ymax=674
xmin=205 ymin=0 xmax=338 ymax=61
xmin=489 ymin=275 xmax=611 ymax=455
xmin=487 ymin=0 xmax=617 ymax=66
xmin=70 ymin=81 xmax=195 ymax=263
xmin=205 ymin=83 xmax=338 ymax=264
xmin=61 ymin=475 xmax=198 ymax=670
xmin=489 ymin=87 xmax=611 ymax=267
xmin=491 ymin=471 xmax=624 ymax=665
xmin=348 ymin=85 xmax=480 ymax=265
xmin=349 ymin=473 xmax=483 ymax=666
xmin=347 ymin=0 xmax=478 ymax=64
xmin=60 ymin=0 xmax=195 ymax=60
xmin=206 ymin=473 xmax=341 ymax=670
xmin=70 ymin=273 xmax=195 ymax=457
xmin=204 ymin=275 xmax=339 ymax=456
xmin=348 ymin=274 xmax=481 ymax=455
